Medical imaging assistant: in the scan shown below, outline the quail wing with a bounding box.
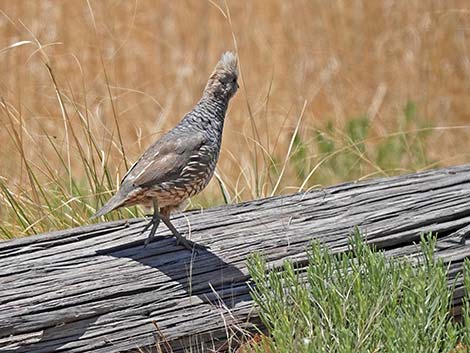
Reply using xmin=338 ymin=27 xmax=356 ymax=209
xmin=122 ymin=132 xmax=207 ymax=189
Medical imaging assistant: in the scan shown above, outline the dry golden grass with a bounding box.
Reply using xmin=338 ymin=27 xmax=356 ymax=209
xmin=1 ymin=0 xmax=469 ymax=237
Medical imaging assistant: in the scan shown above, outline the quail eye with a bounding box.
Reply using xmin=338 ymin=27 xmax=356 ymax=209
xmin=220 ymin=76 xmax=236 ymax=85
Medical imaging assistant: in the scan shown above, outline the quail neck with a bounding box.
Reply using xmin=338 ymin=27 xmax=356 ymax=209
xmin=182 ymin=95 xmax=229 ymax=136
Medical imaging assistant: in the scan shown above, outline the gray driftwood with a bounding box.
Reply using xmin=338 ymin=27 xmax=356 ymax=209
xmin=2 ymin=165 xmax=470 ymax=352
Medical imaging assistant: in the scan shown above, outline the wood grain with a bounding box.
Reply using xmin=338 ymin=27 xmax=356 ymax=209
xmin=2 ymin=165 xmax=470 ymax=352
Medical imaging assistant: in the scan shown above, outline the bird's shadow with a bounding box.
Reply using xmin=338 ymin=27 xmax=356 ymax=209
xmin=6 ymin=224 xmax=249 ymax=353
xmin=96 ymin=229 xmax=249 ymax=309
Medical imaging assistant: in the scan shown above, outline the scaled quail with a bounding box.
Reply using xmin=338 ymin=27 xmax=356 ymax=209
xmin=92 ymin=52 xmax=239 ymax=250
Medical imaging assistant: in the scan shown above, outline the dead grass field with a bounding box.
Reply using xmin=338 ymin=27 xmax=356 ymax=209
xmin=0 ymin=1 xmax=469 ymax=236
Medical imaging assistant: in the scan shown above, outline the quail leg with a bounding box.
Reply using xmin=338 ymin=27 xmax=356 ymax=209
xmin=141 ymin=199 xmax=161 ymax=247
xmin=160 ymin=215 xmax=195 ymax=251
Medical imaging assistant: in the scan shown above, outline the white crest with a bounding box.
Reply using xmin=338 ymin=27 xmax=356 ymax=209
xmin=218 ymin=51 xmax=238 ymax=76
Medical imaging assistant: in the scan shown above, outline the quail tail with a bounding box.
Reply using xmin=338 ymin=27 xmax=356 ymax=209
xmin=91 ymin=194 xmax=125 ymax=219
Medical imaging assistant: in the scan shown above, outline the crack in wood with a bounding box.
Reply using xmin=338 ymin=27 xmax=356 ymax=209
xmin=2 ymin=165 xmax=470 ymax=352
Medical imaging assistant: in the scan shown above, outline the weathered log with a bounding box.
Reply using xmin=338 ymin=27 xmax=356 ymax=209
xmin=2 ymin=165 xmax=470 ymax=352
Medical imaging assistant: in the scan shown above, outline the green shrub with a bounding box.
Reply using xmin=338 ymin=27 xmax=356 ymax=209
xmin=247 ymin=232 xmax=470 ymax=353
